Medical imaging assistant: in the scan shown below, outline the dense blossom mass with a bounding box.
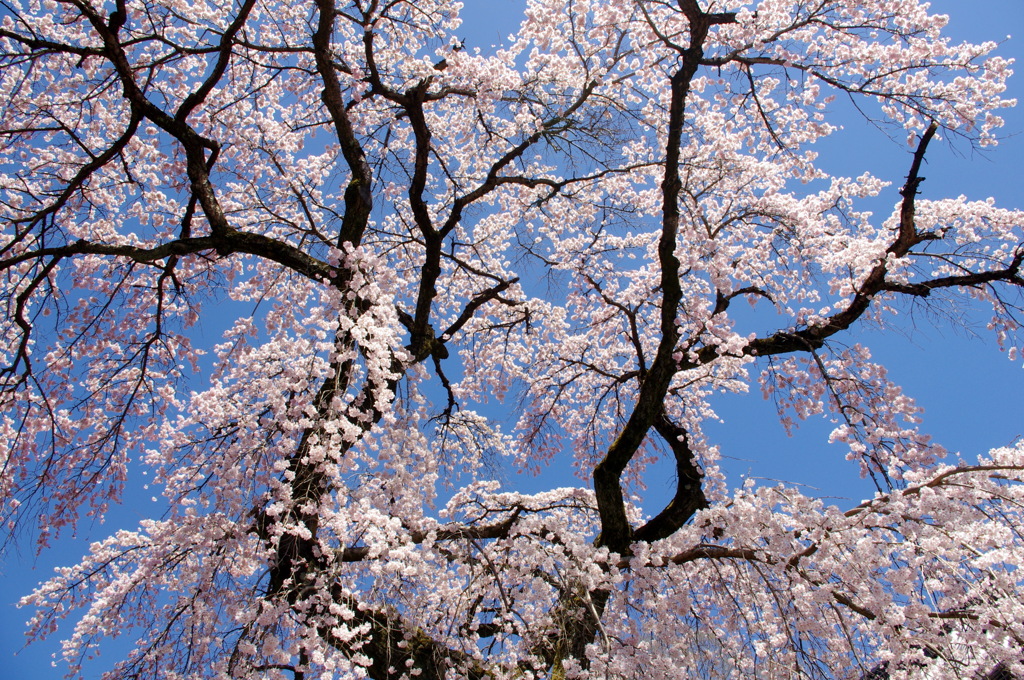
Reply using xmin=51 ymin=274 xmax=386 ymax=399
xmin=1 ymin=0 xmax=1023 ymax=677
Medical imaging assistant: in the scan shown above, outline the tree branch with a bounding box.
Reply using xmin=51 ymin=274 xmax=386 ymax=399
xmin=632 ymin=414 xmax=708 ymax=543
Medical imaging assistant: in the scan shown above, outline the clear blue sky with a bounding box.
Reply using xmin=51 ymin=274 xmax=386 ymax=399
xmin=2 ymin=1 xmax=1022 ymax=677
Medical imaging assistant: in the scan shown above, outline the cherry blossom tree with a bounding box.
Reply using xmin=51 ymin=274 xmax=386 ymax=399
xmin=2 ymin=0 xmax=1024 ymax=677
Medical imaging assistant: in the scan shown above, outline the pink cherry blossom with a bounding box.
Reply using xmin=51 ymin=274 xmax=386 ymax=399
xmin=2 ymin=0 xmax=1023 ymax=678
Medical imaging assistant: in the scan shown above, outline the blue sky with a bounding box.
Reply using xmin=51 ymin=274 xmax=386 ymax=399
xmin=2 ymin=1 xmax=1022 ymax=677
